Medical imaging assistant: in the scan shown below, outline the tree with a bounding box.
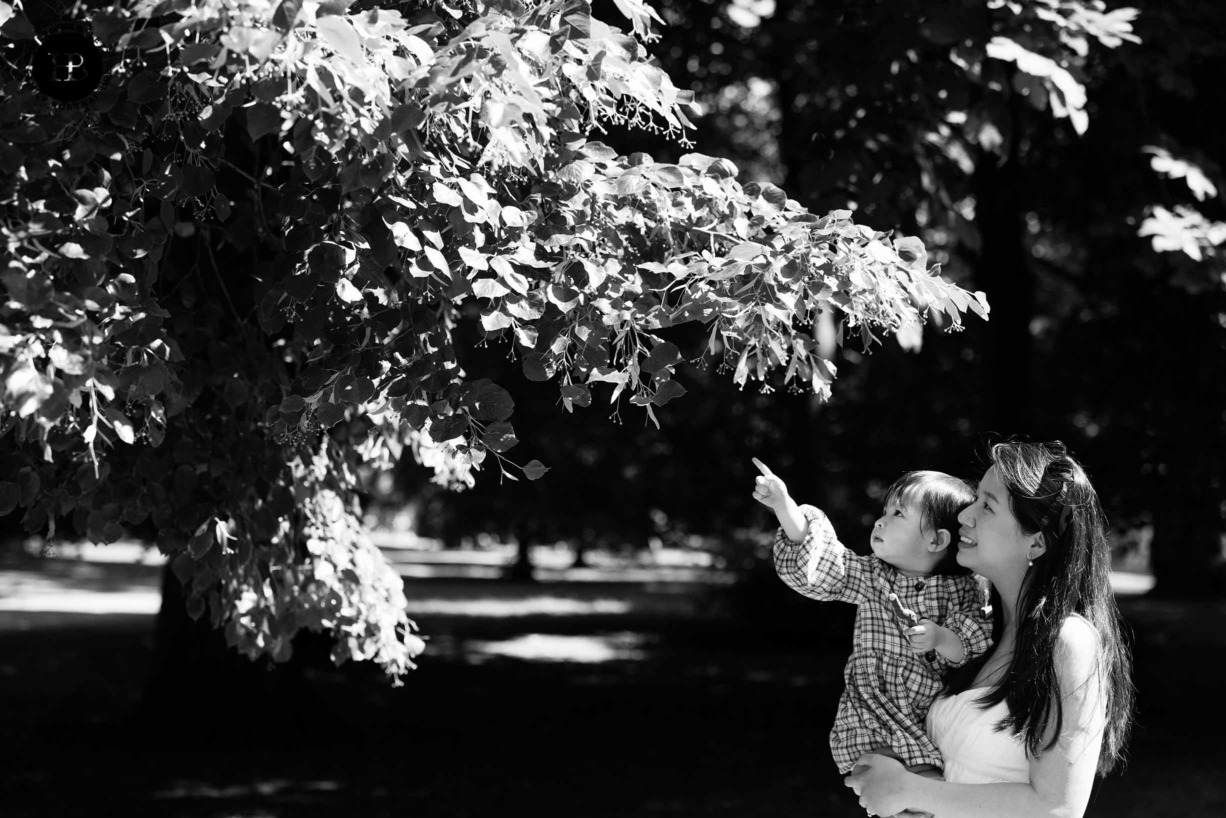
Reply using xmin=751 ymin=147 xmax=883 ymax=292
xmin=0 ymin=0 xmax=987 ymax=683
xmin=1024 ymin=0 xmax=1226 ymax=595
xmin=615 ymin=0 xmax=1225 ymax=595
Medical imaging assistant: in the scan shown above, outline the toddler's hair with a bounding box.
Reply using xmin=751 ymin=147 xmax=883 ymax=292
xmin=883 ymin=470 xmax=976 ymax=576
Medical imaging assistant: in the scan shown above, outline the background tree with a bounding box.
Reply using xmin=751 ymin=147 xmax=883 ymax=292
xmin=401 ymin=0 xmax=1151 ymax=571
xmin=598 ymin=0 xmax=1223 ymax=594
xmin=0 ymin=0 xmax=987 ymax=686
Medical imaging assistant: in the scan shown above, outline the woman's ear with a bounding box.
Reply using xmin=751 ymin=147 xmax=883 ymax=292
xmin=929 ymin=528 xmax=952 ymax=553
xmin=1028 ymin=531 xmax=1049 ymax=560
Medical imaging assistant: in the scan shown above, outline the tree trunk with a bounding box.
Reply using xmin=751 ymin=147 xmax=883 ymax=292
xmin=505 ymin=519 xmax=537 ymax=582
xmin=1147 ymin=292 xmax=1225 ymax=597
xmin=131 ymin=563 xmax=326 ymax=741
xmin=972 ymin=149 xmax=1034 ymax=436
xmin=570 ymin=535 xmax=589 ymax=568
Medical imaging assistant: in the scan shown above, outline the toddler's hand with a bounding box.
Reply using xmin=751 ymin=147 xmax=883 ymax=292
xmin=904 ymin=619 xmax=942 ymax=654
xmin=887 ymin=592 xmax=921 ymax=628
xmin=751 ymin=457 xmax=790 ymax=512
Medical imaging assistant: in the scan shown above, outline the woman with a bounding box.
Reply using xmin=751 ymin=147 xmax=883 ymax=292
xmin=845 ymin=440 xmax=1135 ymax=818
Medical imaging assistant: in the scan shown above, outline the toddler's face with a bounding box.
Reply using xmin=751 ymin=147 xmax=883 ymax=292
xmin=869 ymin=498 xmax=933 ymax=573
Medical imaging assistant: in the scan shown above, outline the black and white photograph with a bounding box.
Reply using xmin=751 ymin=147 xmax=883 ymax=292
xmin=1 ymin=0 xmax=1222 ymax=815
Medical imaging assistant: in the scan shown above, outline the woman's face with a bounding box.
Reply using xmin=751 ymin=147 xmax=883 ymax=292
xmin=955 ymin=466 xmax=1037 ymax=581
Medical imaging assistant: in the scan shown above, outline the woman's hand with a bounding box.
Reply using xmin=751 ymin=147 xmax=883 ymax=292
xmin=844 ymin=753 xmax=915 ymax=818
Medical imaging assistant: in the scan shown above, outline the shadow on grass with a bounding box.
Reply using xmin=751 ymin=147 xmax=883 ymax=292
xmin=0 ymin=555 xmax=1224 ymax=817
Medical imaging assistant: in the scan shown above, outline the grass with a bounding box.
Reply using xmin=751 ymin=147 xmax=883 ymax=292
xmin=0 ymin=547 xmax=1223 ymax=818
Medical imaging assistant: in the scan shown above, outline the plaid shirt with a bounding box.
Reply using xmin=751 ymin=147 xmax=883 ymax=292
xmin=774 ymin=504 xmax=993 ymax=773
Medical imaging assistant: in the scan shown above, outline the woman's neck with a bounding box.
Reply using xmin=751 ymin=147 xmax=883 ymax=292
xmin=993 ymin=572 xmax=1024 ymax=626
xmin=997 ymin=592 xmax=1021 ymax=648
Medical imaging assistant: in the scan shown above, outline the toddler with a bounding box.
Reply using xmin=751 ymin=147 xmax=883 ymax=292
xmin=751 ymin=458 xmax=992 ymax=777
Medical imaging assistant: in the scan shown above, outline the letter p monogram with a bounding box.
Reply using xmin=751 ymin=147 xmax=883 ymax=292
xmin=51 ymin=51 xmax=86 ymax=82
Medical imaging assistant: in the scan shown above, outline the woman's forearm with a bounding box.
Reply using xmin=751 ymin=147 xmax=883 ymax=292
xmin=909 ymin=776 xmax=1080 ymax=818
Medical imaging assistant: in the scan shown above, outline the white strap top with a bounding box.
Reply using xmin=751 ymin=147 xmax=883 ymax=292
xmin=926 ymin=689 xmax=1030 ymax=784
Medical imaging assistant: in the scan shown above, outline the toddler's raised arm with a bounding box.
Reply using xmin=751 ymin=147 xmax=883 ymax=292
xmin=772 ymin=504 xmax=874 ymax=605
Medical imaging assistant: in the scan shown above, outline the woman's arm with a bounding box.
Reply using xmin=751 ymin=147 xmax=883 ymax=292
xmin=849 ymin=617 xmax=1107 ymax=818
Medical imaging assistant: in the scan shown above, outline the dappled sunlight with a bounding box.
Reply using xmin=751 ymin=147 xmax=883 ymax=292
xmin=155 ymin=779 xmax=345 ymax=799
xmin=0 ymin=588 xmax=161 ymax=615
xmin=1111 ymin=571 xmax=1156 ymax=595
xmin=410 ymin=595 xmax=632 ymax=617
xmin=464 ymin=632 xmax=650 ymax=663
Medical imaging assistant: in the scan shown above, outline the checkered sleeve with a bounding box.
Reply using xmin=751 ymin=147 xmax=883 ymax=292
xmin=935 ymin=575 xmax=994 ymax=670
xmin=772 ymin=504 xmax=874 ymax=605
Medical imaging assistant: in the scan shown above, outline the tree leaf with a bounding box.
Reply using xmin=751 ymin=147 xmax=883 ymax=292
xmin=432 ymin=181 xmax=463 ymax=207
xmin=308 ymin=241 xmax=347 ymax=278
xmin=280 ymin=394 xmax=306 ymax=413
xmin=429 ymin=413 xmax=467 ymax=442
xmin=315 ymin=15 xmax=367 ymax=67
xmin=185 ymin=593 xmax=206 ymax=621
xmin=522 ymin=353 xmax=551 ymax=381
xmin=473 ymin=278 xmax=510 ymax=298
xmin=106 ymin=408 xmax=136 ymax=444
xmin=500 ymin=206 xmax=531 ymax=227
xmin=651 ymin=378 xmax=687 ymax=406
xmin=284 ymin=269 xmax=319 ymax=300
xmin=642 ymin=341 xmax=682 ymax=374
xmin=245 ymin=101 xmax=282 ymax=141
xmin=127 ymin=71 xmax=166 ymax=104
xmin=337 ymin=376 xmax=375 ymax=404
xmin=760 ymin=183 xmax=787 ymax=208
xmin=560 ymin=384 xmax=592 ymax=408
xmin=423 ymin=246 xmax=450 ymax=273
xmin=547 ymin=283 xmax=581 ymax=312
xmin=481 ymin=309 xmax=514 ymax=332
xmin=336 ymin=277 xmax=363 ymax=303
xmin=273 ymin=0 xmax=303 ymax=31
xmin=726 ymin=241 xmax=767 ymax=261
xmin=316 ymin=401 xmax=345 ymax=428
xmin=523 ymin=459 xmax=550 ymax=480
xmin=0 ymin=8 xmax=34 ymax=39
xmin=480 ymin=421 xmax=518 ymax=452
xmin=459 ymin=245 xmax=489 ymax=271
xmin=391 ymin=102 xmax=426 ymax=135
xmin=464 ymin=380 xmax=515 ymax=421
xmin=5 ymin=363 xmax=52 ymax=417
xmin=189 ymin=524 xmax=213 ymax=558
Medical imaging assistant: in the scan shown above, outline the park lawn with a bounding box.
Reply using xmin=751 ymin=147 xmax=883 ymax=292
xmin=0 ymin=557 xmax=1222 ymax=818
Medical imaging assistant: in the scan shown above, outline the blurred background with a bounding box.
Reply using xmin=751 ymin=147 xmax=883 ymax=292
xmin=2 ymin=0 xmax=1223 ymax=816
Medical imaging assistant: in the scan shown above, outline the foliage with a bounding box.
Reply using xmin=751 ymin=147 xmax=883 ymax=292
xmin=0 ymin=0 xmax=987 ymax=679
xmin=607 ymin=0 xmax=1140 ymax=269
xmin=623 ymin=0 xmax=1226 ymax=594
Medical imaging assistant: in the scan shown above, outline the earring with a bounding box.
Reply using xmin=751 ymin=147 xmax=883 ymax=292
xmin=1027 ymin=558 xmax=1034 ymax=568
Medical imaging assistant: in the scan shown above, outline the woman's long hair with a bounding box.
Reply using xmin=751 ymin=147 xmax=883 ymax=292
xmin=943 ymin=441 xmax=1135 ymax=775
